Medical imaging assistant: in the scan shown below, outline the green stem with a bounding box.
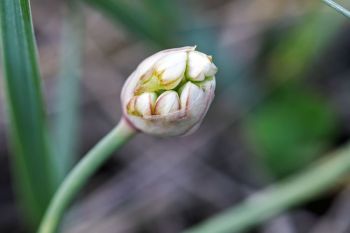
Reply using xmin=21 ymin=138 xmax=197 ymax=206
xmin=184 ymin=142 xmax=350 ymax=233
xmin=37 ymin=118 xmax=136 ymax=233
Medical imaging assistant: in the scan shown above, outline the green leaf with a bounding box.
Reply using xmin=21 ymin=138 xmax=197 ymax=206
xmin=0 ymin=0 xmax=58 ymax=227
xmin=245 ymin=86 xmax=337 ymax=178
xmin=53 ymin=0 xmax=84 ymax=181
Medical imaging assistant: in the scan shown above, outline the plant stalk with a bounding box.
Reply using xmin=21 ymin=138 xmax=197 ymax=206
xmin=37 ymin=118 xmax=136 ymax=233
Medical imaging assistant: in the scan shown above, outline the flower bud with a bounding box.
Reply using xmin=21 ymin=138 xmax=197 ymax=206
xmin=121 ymin=46 xmax=217 ymax=136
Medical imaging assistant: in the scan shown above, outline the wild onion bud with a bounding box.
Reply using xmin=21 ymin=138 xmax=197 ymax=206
xmin=121 ymin=46 xmax=217 ymax=136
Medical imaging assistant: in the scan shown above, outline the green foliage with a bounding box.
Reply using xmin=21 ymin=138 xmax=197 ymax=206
xmin=249 ymin=8 xmax=343 ymax=178
xmin=267 ymin=10 xmax=343 ymax=83
xmin=246 ymin=86 xmax=337 ymax=178
xmin=53 ymin=0 xmax=84 ymax=181
xmin=0 ymin=0 xmax=58 ymax=226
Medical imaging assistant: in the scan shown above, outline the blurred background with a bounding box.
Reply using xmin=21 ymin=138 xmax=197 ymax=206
xmin=1 ymin=0 xmax=350 ymax=232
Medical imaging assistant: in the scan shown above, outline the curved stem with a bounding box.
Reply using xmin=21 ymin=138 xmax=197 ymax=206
xmin=38 ymin=118 xmax=136 ymax=233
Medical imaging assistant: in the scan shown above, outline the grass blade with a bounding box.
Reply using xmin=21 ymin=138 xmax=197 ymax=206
xmin=0 ymin=0 xmax=58 ymax=227
xmin=267 ymin=9 xmax=344 ymax=83
xmin=183 ymin=143 xmax=350 ymax=233
xmin=322 ymin=0 xmax=350 ymax=18
xmin=53 ymin=0 xmax=84 ymax=181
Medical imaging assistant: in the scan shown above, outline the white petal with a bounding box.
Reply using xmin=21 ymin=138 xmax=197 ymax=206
xmin=155 ymin=51 xmax=187 ymax=89
xmin=180 ymin=82 xmax=205 ymax=115
xmin=187 ymin=51 xmax=217 ymax=81
xmin=200 ymin=78 xmax=216 ymax=93
xmin=126 ymin=96 xmax=137 ymax=114
xmin=154 ymin=91 xmax=180 ymax=115
xmin=206 ymin=63 xmax=218 ymax=76
xmin=135 ymin=92 xmax=157 ymax=116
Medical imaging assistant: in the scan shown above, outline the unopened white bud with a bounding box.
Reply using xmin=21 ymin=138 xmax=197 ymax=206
xmin=121 ymin=46 xmax=217 ymax=136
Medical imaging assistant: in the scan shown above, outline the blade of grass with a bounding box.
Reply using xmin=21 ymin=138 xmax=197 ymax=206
xmin=267 ymin=9 xmax=344 ymax=83
xmin=0 ymin=0 xmax=58 ymax=227
xmin=322 ymin=0 xmax=350 ymax=18
xmin=183 ymin=142 xmax=350 ymax=233
xmin=53 ymin=0 xmax=84 ymax=181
